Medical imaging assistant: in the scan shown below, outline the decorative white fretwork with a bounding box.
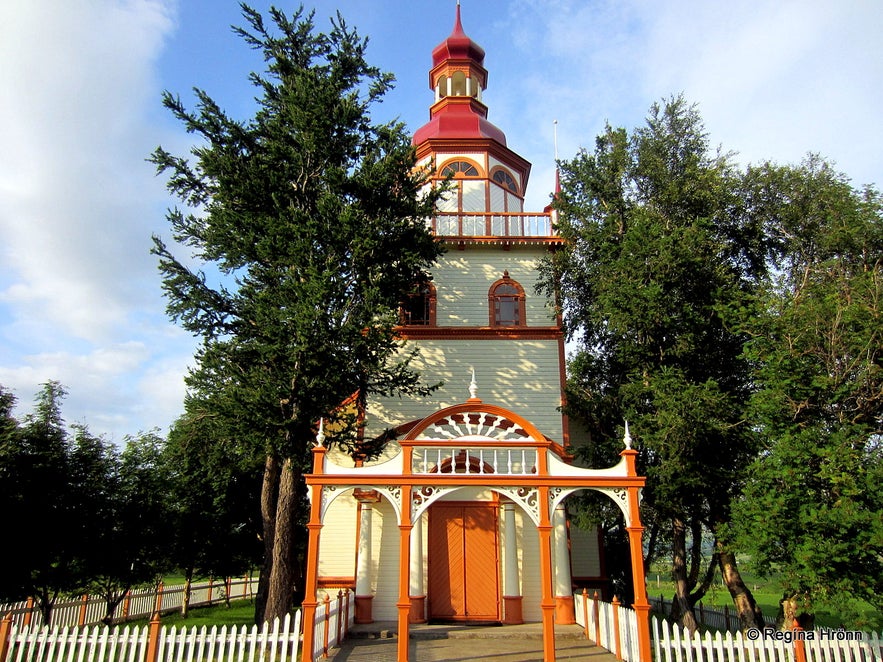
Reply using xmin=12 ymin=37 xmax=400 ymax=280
xmin=593 ymin=487 xmax=631 ymax=521
xmin=419 ymin=411 xmax=533 ymax=441
xmin=411 ymin=485 xmax=460 ymax=520
xmin=495 ymin=486 xmax=540 ymax=525
xmin=318 ymin=484 xmax=404 ymax=522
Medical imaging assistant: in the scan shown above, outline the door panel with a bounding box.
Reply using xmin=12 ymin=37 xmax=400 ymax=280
xmin=428 ymin=503 xmax=499 ymax=621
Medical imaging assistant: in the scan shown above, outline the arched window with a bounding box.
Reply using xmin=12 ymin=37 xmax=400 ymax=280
xmin=491 ymin=168 xmax=519 ymax=194
xmin=399 ymin=281 xmax=436 ymax=326
xmin=488 ymin=271 xmax=525 ymax=326
xmin=441 ymin=160 xmax=480 ymax=177
xmin=451 ymin=70 xmax=467 ymax=96
xmin=436 ymin=74 xmax=448 ymax=99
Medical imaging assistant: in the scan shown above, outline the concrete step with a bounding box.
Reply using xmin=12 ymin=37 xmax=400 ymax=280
xmin=346 ymin=621 xmax=588 ymax=641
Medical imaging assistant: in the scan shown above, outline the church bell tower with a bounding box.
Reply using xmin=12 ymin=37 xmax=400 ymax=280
xmin=367 ymin=3 xmax=568 ymax=444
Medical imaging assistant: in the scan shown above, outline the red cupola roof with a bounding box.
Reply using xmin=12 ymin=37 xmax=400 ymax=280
xmin=413 ymin=4 xmax=508 ymax=147
xmin=431 ymin=4 xmax=485 ymax=68
xmin=412 ymin=101 xmax=507 ymax=145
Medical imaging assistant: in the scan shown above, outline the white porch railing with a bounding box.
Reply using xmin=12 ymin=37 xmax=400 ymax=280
xmin=410 ymin=446 xmax=537 ymax=475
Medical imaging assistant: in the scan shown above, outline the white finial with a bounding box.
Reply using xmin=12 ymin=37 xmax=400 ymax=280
xmin=469 ymin=369 xmax=478 ymax=400
xmin=623 ymin=421 xmax=632 ymax=449
xmin=315 ymin=418 xmax=326 ymax=447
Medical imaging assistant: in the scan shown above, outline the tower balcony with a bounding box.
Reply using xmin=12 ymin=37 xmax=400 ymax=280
xmin=428 ymin=211 xmax=557 ymax=240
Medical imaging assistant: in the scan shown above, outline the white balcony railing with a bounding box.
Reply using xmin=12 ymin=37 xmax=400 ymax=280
xmin=430 ymin=212 xmax=555 ymax=238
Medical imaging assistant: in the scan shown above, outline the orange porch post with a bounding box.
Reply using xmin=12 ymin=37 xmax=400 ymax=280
xmin=301 ymin=442 xmax=327 ymax=662
xmin=396 ymin=485 xmax=413 ymax=662
xmin=623 ymin=446 xmax=652 ymax=662
xmin=537 ymin=485 xmax=556 ymax=662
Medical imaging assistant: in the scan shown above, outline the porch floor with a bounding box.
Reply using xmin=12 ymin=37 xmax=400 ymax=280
xmin=325 ymin=621 xmax=620 ymax=661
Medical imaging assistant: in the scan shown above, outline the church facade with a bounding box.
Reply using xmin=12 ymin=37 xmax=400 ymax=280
xmin=300 ymin=7 xmax=652 ymax=661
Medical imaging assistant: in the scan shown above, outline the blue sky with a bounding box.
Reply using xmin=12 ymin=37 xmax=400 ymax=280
xmin=1 ymin=0 xmax=881 ymax=441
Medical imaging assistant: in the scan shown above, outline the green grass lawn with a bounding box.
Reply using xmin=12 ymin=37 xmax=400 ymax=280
xmin=123 ymin=600 xmax=258 ymax=629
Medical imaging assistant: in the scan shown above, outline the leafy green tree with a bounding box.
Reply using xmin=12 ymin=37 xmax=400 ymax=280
xmin=164 ymin=411 xmax=264 ymax=616
xmin=66 ymin=424 xmax=124 ymax=623
xmin=543 ymin=97 xmax=765 ymax=630
xmin=150 ymin=5 xmax=443 ymax=621
xmin=73 ymin=431 xmax=175 ymax=624
xmin=0 ymin=382 xmax=77 ymax=625
xmin=729 ymin=157 xmax=883 ymax=628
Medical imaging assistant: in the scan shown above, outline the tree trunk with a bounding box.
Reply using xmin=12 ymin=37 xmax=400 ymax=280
xmin=255 ymin=453 xmax=279 ymax=624
xmin=181 ymin=571 xmax=192 ymax=618
xmin=717 ymin=544 xmax=764 ymax=630
xmin=671 ymin=518 xmax=699 ymax=634
xmin=263 ymin=455 xmax=297 ymax=621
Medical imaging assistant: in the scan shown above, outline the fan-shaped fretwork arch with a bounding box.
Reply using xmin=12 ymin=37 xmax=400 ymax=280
xmin=405 ymin=402 xmax=544 ymax=443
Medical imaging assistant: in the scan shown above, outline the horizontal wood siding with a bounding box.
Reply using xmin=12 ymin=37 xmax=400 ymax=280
xmin=434 ymin=247 xmax=555 ymax=327
xmin=366 ymin=338 xmax=563 ymax=440
xmin=318 ymin=492 xmax=357 ymax=580
xmin=370 ymin=498 xmax=401 ymax=621
xmin=517 ymin=507 xmax=542 ymax=622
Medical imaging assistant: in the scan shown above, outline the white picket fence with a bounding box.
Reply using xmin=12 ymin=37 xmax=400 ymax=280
xmin=574 ymin=590 xmax=642 ymax=661
xmin=0 ymin=613 xmax=301 ymax=662
xmin=574 ymin=591 xmax=883 ymax=662
xmin=0 ymin=577 xmax=259 ymax=629
xmin=0 ymin=591 xmax=356 ymax=662
xmin=310 ymin=590 xmax=354 ymax=660
xmin=653 ymin=617 xmax=883 ymax=662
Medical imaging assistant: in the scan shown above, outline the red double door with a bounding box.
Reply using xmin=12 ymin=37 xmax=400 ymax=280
xmin=427 ymin=502 xmax=500 ymax=622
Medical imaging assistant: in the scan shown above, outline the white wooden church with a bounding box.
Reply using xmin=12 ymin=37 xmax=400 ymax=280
xmin=299 ymin=7 xmax=652 ymax=661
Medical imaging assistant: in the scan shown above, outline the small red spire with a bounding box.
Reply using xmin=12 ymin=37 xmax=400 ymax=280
xmin=432 ymin=2 xmax=485 ymax=68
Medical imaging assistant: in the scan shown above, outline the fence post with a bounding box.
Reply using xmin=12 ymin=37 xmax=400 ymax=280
xmin=335 ymin=591 xmax=343 ymax=646
xmin=23 ymin=597 xmax=34 ymax=627
xmin=581 ymin=589 xmax=590 ymax=640
xmin=723 ymin=604 xmax=730 ymax=631
xmin=78 ymin=594 xmax=89 ymax=626
xmin=207 ymin=577 xmax=214 ymax=604
xmin=0 ymin=614 xmax=13 ymax=662
xmin=123 ymin=591 xmax=132 ymax=621
xmin=612 ymin=596 xmax=622 ymax=661
xmin=154 ymin=582 xmax=164 ymax=614
xmin=699 ymin=601 xmax=705 ymax=626
xmin=593 ymin=591 xmax=601 ymax=646
xmin=144 ymin=612 xmax=162 ymax=662
xmin=322 ymin=594 xmax=331 ymax=658
xmin=792 ymin=620 xmax=807 ymax=662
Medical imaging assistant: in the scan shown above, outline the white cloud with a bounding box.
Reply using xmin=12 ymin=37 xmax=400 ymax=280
xmin=0 ymin=0 xmax=177 ymax=342
xmin=494 ymin=0 xmax=881 ymax=194
xmin=0 ymin=0 xmax=187 ymax=440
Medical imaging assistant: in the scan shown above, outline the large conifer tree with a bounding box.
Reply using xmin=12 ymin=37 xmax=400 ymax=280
xmin=543 ymin=97 xmax=765 ymax=630
xmin=151 ymin=5 xmax=443 ymax=621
